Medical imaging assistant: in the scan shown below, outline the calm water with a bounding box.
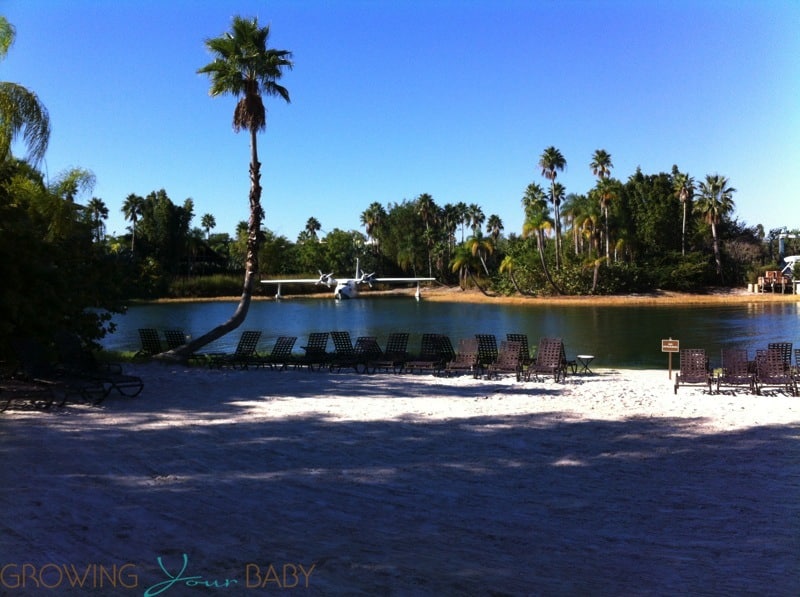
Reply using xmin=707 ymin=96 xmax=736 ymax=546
xmin=100 ymin=297 xmax=800 ymax=368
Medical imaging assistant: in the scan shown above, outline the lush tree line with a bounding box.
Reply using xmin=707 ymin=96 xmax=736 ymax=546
xmin=2 ymin=14 xmax=798 ymax=358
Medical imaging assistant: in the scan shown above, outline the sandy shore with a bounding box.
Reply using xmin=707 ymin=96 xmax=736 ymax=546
xmin=1 ymin=364 xmax=799 ymax=595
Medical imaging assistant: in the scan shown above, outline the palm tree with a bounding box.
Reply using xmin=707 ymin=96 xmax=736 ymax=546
xmin=450 ymin=242 xmax=490 ymax=296
xmin=466 ymin=203 xmax=485 ymax=235
xmin=486 ymin=214 xmax=504 ymax=242
xmin=0 ymin=17 xmax=50 ymax=165
xmin=695 ymin=174 xmax=736 ymax=280
xmin=454 ymin=201 xmax=469 ymax=242
xmin=673 ymin=171 xmax=695 ymax=256
xmin=593 ymin=177 xmax=617 ymax=263
xmin=467 ymin=231 xmax=493 ymax=276
xmin=522 ymin=182 xmax=562 ymax=294
xmin=200 ymin=213 xmax=216 ymax=240
xmin=499 ymin=254 xmax=528 ymax=295
xmin=179 ymin=16 xmax=292 ymax=358
xmin=85 ymin=197 xmax=109 ymax=243
xmin=590 ymin=149 xmax=613 ymax=180
xmin=304 ymin=216 xmax=321 ymax=240
xmin=538 ymin=146 xmax=566 ymax=268
xmin=360 ymin=201 xmax=386 ymax=252
xmin=416 ymin=193 xmax=437 ymax=278
xmin=122 ymin=194 xmax=145 ymax=252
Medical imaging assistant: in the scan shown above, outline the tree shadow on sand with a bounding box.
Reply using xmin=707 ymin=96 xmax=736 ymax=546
xmin=1 ymin=368 xmax=798 ymax=595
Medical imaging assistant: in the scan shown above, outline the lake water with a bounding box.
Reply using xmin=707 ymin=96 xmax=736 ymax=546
xmin=100 ymin=297 xmax=800 ymax=369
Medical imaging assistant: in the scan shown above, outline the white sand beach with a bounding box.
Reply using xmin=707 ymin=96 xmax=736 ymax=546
xmin=1 ymin=364 xmax=799 ymax=595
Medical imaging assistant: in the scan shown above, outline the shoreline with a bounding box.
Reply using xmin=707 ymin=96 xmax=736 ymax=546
xmin=141 ymin=285 xmax=800 ymax=307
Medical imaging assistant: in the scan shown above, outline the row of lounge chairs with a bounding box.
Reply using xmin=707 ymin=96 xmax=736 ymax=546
xmin=2 ymin=333 xmax=144 ymax=411
xmin=137 ymin=327 xmax=576 ymax=382
xmin=674 ymin=342 xmax=799 ymax=396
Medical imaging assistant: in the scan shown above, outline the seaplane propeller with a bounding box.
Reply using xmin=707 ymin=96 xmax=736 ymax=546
xmin=317 ymin=271 xmax=334 ymax=287
xmin=360 ymin=272 xmax=377 ymax=288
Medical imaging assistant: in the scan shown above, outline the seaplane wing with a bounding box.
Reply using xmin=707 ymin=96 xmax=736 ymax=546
xmin=260 ymin=263 xmax=436 ymax=300
xmin=372 ymin=277 xmax=436 ymax=283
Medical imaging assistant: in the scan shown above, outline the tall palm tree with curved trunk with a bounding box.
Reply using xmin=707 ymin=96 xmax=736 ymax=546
xmin=0 ymin=17 xmax=50 ymax=165
xmin=122 ymin=193 xmax=145 ymax=252
xmin=538 ymin=146 xmax=566 ymax=269
xmin=522 ymin=182 xmax=562 ymax=294
xmin=695 ymin=174 xmax=736 ymax=280
xmin=174 ymin=16 xmax=291 ymax=359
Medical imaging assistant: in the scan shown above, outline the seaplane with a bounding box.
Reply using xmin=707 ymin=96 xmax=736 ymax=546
xmin=261 ymin=260 xmax=436 ymax=300
xmin=781 ymin=254 xmax=800 ymax=275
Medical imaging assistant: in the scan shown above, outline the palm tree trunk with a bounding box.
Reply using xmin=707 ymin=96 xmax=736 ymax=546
xmin=537 ymin=231 xmax=563 ymax=295
xmin=166 ymin=129 xmax=262 ymax=360
xmin=711 ymin=222 xmax=723 ymax=280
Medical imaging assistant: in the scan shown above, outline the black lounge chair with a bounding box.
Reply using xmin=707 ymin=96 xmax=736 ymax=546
xmin=714 ymin=348 xmax=754 ymax=394
xmin=207 ymin=331 xmax=263 ymax=369
xmin=486 ymin=340 xmax=523 ymax=381
xmin=164 ymin=329 xmax=188 ymax=350
xmin=506 ymin=333 xmax=533 ymax=368
xmin=755 ymin=348 xmax=798 ymax=396
xmin=674 ymin=348 xmax=712 ymax=394
xmin=445 ymin=338 xmax=479 ymax=377
xmin=135 ymin=328 xmax=163 ymax=359
xmin=475 ymin=334 xmax=499 ymax=376
xmin=368 ymin=333 xmax=409 ymax=373
xmin=1 ymin=376 xmax=56 ymax=411
xmin=259 ymin=336 xmax=297 ymax=371
xmin=405 ymin=334 xmax=450 ymax=375
xmin=298 ymin=332 xmax=330 ymax=371
xmin=54 ymin=331 xmax=144 ymax=400
xmin=12 ymin=338 xmax=106 ymax=406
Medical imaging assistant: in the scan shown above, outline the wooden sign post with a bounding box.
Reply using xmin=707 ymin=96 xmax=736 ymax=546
xmin=661 ymin=338 xmax=680 ymax=379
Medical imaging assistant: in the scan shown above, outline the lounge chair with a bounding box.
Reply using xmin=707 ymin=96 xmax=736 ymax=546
xmin=135 ymin=328 xmax=163 ymax=359
xmin=486 ymin=340 xmax=523 ymax=380
xmin=207 ymin=331 xmax=263 ymax=369
xmin=12 ymin=338 xmax=106 ymax=406
xmin=755 ymin=348 xmax=798 ymax=396
xmin=444 ymin=338 xmax=479 ymax=377
xmin=258 ymin=336 xmax=297 ymax=371
xmin=329 ymin=333 xmax=381 ymax=373
xmin=674 ymin=348 xmax=712 ymax=394
xmin=475 ymin=334 xmax=498 ymax=376
xmin=1 ymin=376 xmax=56 ymax=411
xmin=714 ymin=348 xmax=754 ymax=394
xmin=329 ymin=331 xmax=357 ymax=372
xmin=164 ymin=329 xmax=188 ymax=350
xmin=54 ymin=331 xmax=144 ymax=399
xmin=298 ymin=332 xmax=330 ymax=371
xmin=368 ymin=333 xmax=409 ymax=373
xmin=525 ymin=337 xmax=568 ymax=382
xmin=767 ymin=342 xmax=793 ymax=371
xmin=405 ymin=334 xmax=450 ymax=375
xmin=506 ymin=333 xmax=533 ymax=368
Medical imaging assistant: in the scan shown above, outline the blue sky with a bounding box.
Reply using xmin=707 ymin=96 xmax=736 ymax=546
xmin=3 ymin=0 xmax=799 ymax=241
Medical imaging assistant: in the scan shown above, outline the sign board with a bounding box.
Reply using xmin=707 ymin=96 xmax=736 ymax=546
xmin=661 ymin=339 xmax=680 ymax=353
